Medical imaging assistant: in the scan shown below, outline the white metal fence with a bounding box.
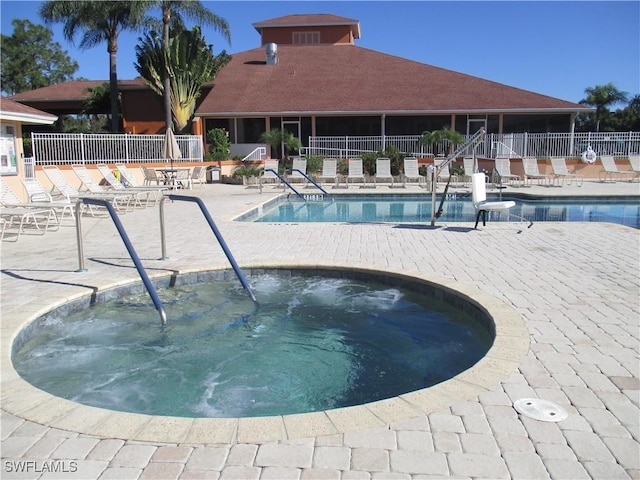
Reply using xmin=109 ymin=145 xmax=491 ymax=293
xmin=305 ymin=132 xmax=640 ymax=158
xmin=31 ymin=132 xmax=204 ymax=165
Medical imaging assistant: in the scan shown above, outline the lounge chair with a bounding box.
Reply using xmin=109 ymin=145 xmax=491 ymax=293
xmin=96 ymin=164 xmax=163 ymax=206
xmin=550 ymin=157 xmax=583 ymax=186
xmin=402 ymin=157 xmax=425 ymax=188
xmin=522 ymin=157 xmax=552 ymax=186
xmin=374 ymin=158 xmax=394 ymax=187
xmin=259 ymin=160 xmax=282 ymax=189
xmin=434 ymin=158 xmax=458 ymax=185
xmin=471 ymin=172 xmax=515 ymax=229
xmin=21 ymin=177 xmax=75 ymax=222
xmin=288 ymin=157 xmax=308 ymax=184
xmin=317 ymin=158 xmax=339 ymax=187
xmin=627 ymin=155 xmax=640 ymax=182
xmin=346 ymin=158 xmax=366 ymax=187
xmin=599 ymin=155 xmax=637 ymax=182
xmin=117 ymin=164 xmax=168 ymax=193
xmin=494 ymin=158 xmax=522 ymax=186
xmin=71 ymin=164 xmax=133 ymax=212
xmin=189 ymin=165 xmax=206 ymax=188
xmin=0 ymin=178 xmax=58 ymax=239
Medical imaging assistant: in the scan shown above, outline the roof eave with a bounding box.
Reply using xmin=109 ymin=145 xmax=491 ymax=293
xmin=198 ymin=107 xmax=592 ymax=116
xmin=0 ymin=112 xmax=58 ymax=124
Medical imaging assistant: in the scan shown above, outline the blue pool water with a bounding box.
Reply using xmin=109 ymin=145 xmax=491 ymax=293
xmin=241 ymin=195 xmax=640 ymax=228
xmin=13 ymin=271 xmax=492 ymax=418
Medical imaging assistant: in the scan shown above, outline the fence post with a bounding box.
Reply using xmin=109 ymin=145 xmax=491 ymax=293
xmin=80 ymin=133 xmax=86 ymax=165
xmin=125 ymin=133 xmax=130 ymax=163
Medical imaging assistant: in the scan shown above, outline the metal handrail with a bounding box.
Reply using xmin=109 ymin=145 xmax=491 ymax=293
xmin=75 ymin=197 xmax=167 ymax=325
xmin=260 ymin=168 xmax=305 ymax=200
xmin=241 ymin=146 xmax=267 ymax=162
xmin=430 ymin=129 xmax=485 ymax=226
xmin=160 ymin=194 xmax=257 ymax=304
xmin=290 ymin=168 xmax=330 ymax=196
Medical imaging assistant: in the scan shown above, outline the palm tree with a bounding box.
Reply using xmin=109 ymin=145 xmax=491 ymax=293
xmin=157 ymin=1 xmax=231 ymax=130
xmin=135 ymin=26 xmax=230 ymax=132
xmin=40 ymin=1 xmax=152 ymax=133
xmin=419 ymin=126 xmax=464 ymax=157
xmin=579 ymin=83 xmax=629 ymax=132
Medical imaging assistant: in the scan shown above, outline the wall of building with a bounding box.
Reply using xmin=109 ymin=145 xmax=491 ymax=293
xmin=261 ymin=25 xmax=352 ymax=45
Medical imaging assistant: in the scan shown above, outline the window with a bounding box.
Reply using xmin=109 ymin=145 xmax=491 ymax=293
xmin=293 ymin=31 xmax=320 ymax=44
xmin=0 ymin=124 xmax=18 ymax=175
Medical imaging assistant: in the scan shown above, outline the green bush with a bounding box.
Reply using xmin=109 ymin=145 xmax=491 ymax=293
xmin=206 ymin=128 xmax=231 ymax=160
xmin=232 ymin=166 xmax=261 ymax=178
xmin=304 ymin=155 xmax=324 ymax=174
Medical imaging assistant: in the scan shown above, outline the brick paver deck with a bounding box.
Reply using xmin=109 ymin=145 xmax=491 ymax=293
xmin=1 ymin=180 xmax=638 ymax=479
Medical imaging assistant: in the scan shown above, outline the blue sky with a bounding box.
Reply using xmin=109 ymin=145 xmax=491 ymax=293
xmin=1 ymin=1 xmax=638 ymax=105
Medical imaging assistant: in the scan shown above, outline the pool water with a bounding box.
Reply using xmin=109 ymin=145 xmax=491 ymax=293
xmin=12 ymin=273 xmax=492 ymax=418
xmin=241 ymin=195 xmax=640 ymax=228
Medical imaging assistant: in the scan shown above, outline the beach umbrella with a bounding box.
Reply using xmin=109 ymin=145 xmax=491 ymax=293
xmin=162 ymin=127 xmax=182 ymax=171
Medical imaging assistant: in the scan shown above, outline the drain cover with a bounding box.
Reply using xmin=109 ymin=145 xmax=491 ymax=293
xmin=513 ymin=398 xmax=568 ymax=422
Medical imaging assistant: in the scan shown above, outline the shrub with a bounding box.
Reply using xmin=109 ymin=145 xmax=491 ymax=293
xmin=206 ymin=128 xmax=231 ymax=160
xmin=232 ymin=166 xmax=261 ymax=178
xmin=304 ymin=155 xmax=324 ymax=174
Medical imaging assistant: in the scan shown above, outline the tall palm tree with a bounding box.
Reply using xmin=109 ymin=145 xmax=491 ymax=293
xmin=158 ymin=1 xmax=231 ymax=130
xmin=579 ymin=83 xmax=629 ymax=132
xmin=135 ymin=26 xmax=230 ymax=132
xmin=40 ymin=1 xmax=152 ymax=133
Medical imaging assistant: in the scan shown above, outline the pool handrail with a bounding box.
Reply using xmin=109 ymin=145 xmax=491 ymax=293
xmin=75 ymin=197 xmax=167 ymax=325
xmin=160 ymin=194 xmax=257 ymax=304
xmin=260 ymin=168 xmax=304 ymax=200
xmin=290 ymin=168 xmax=331 ymax=197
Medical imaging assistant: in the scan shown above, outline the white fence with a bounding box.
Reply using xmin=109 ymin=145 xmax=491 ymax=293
xmin=305 ymin=132 xmax=640 ymax=158
xmin=31 ymin=132 xmax=204 ymax=165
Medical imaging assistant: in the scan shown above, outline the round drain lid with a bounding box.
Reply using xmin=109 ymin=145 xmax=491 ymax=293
xmin=514 ymin=398 xmax=568 ymax=422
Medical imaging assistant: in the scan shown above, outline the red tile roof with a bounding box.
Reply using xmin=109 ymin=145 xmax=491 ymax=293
xmin=196 ymin=44 xmax=585 ymax=115
xmin=9 ymin=79 xmax=146 ymax=102
xmin=253 ymin=14 xmax=361 ymax=38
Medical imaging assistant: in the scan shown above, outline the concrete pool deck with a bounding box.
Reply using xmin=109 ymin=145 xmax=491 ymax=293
xmin=1 ymin=179 xmax=639 ymax=479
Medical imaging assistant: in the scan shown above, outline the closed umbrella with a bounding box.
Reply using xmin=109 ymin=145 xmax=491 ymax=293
xmin=162 ymin=128 xmax=182 ymax=187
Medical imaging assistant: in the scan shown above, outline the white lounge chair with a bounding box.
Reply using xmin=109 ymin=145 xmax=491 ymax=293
xmin=71 ymin=165 xmax=133 ymax=212
xmin=550 ymin=157 xmax=583 ymax=186
xmin=374 ymin=158 xmax=394 ymax=187
xmin=317 ymin=158 xmax=339 ymax=187
xmin=0 ymin=177 xmax=58 ymax=238
xmin=346 ymin=158 xmax=366 ymax=187
xmin=522 ymin=157 xmax=552 ymax=186
xmin=627 ymin=155 xmax=640 ymax=182
xmin=471 ymin=172 xmax=515 ymax=229
xmin=288 ymin=157 xmax=308 ymax=184
xmin=434 ymin=158 xmax=458 ymax=185
xmin=97 ymin=164 xmax=165 ymax=206
xmin=21 ymin=177 xmax=75 ymax=222
xmin=494 ymin=158 xmax=522 ymax=186
xmin=402 ymin=157 xmax=425 ymax=188
xmin=599 ymin=155 xmax=637 ymax=182
xmin=259 ymin=160 xmax=282 ymax=189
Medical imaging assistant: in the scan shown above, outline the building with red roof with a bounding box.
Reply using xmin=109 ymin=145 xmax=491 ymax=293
xmin=10 ymin=14 xmax=589 ymax=155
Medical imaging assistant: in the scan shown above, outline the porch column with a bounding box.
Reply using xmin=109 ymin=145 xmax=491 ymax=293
xmin=498 ymin=114 xmax=504 ymax=134
xmin=450 ymin=114 xmax=455 ymax=129
xmin=381 ymin=114 xmax=386 ymax=150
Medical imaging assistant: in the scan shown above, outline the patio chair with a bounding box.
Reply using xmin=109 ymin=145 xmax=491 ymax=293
xmin=434 ymin=158 xmax=458 ymax=185
xmin=627 ymin=155 xmax=640 ymax=182
xmin=96 ymin=164 xmax=163 ymax=206
xmin=142 ymin=166 xmax=165 ymax=186
xmin=190 ymin=165 xmax=206 ymax=188
xmin=288 ymin=157 xmax=308 ymax=184
xmin=259 ymin=160 xmax=282 ymax=189
xmin=317 ymin=158 xmax=339 ymax=187
xmin=71 ymin=164 xmax=133 ymax=212
xmin=522 ymin=157 xmax=552 ymax=186
xmin=494 ymin=158 xmax=522 ymax=186
xmin=346 ymin=158 xmax=366 ymax=187
xmin=550 ymin=157 xmax=583 ymax=186
xmin=599 ymin=155 xmax=637 ymax=182
xmin=471 ymin=172 xmax=515 ymax=229
xmin=402 ymin=157 xmax=425 ymax=188
xmin=174 ymin=168 xmax=192 ymax=189
xmin=374 ymin=158 xmax=394 ymax=187
xmin=0 ymin=178 xmax=58 ymax=239
xmin=21 ymin=177 xmax=75 ymax=222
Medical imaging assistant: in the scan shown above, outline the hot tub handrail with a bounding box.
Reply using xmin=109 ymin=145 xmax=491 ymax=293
xmin=75 ymin=198 xmax=167 ymax=325
xmin=160 ymin=194 xmax=257 ymax=304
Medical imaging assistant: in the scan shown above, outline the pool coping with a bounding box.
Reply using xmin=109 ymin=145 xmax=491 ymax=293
xmin=2 ymin=263 xmax=530 ymax=445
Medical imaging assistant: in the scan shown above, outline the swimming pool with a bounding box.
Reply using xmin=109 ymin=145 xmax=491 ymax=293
xmin=239 ymin=195 xmax=640 ymax=228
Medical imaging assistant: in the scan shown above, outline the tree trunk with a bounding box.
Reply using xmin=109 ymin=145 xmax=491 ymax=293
xmin=109 ymin=50 xmax=119 ymax=133
xmin=162 ymin=2 xmax=172 ymax=131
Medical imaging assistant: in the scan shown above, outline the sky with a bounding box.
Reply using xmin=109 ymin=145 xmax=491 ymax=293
xmin=1 ymin=1 xmax=638 ymax=105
